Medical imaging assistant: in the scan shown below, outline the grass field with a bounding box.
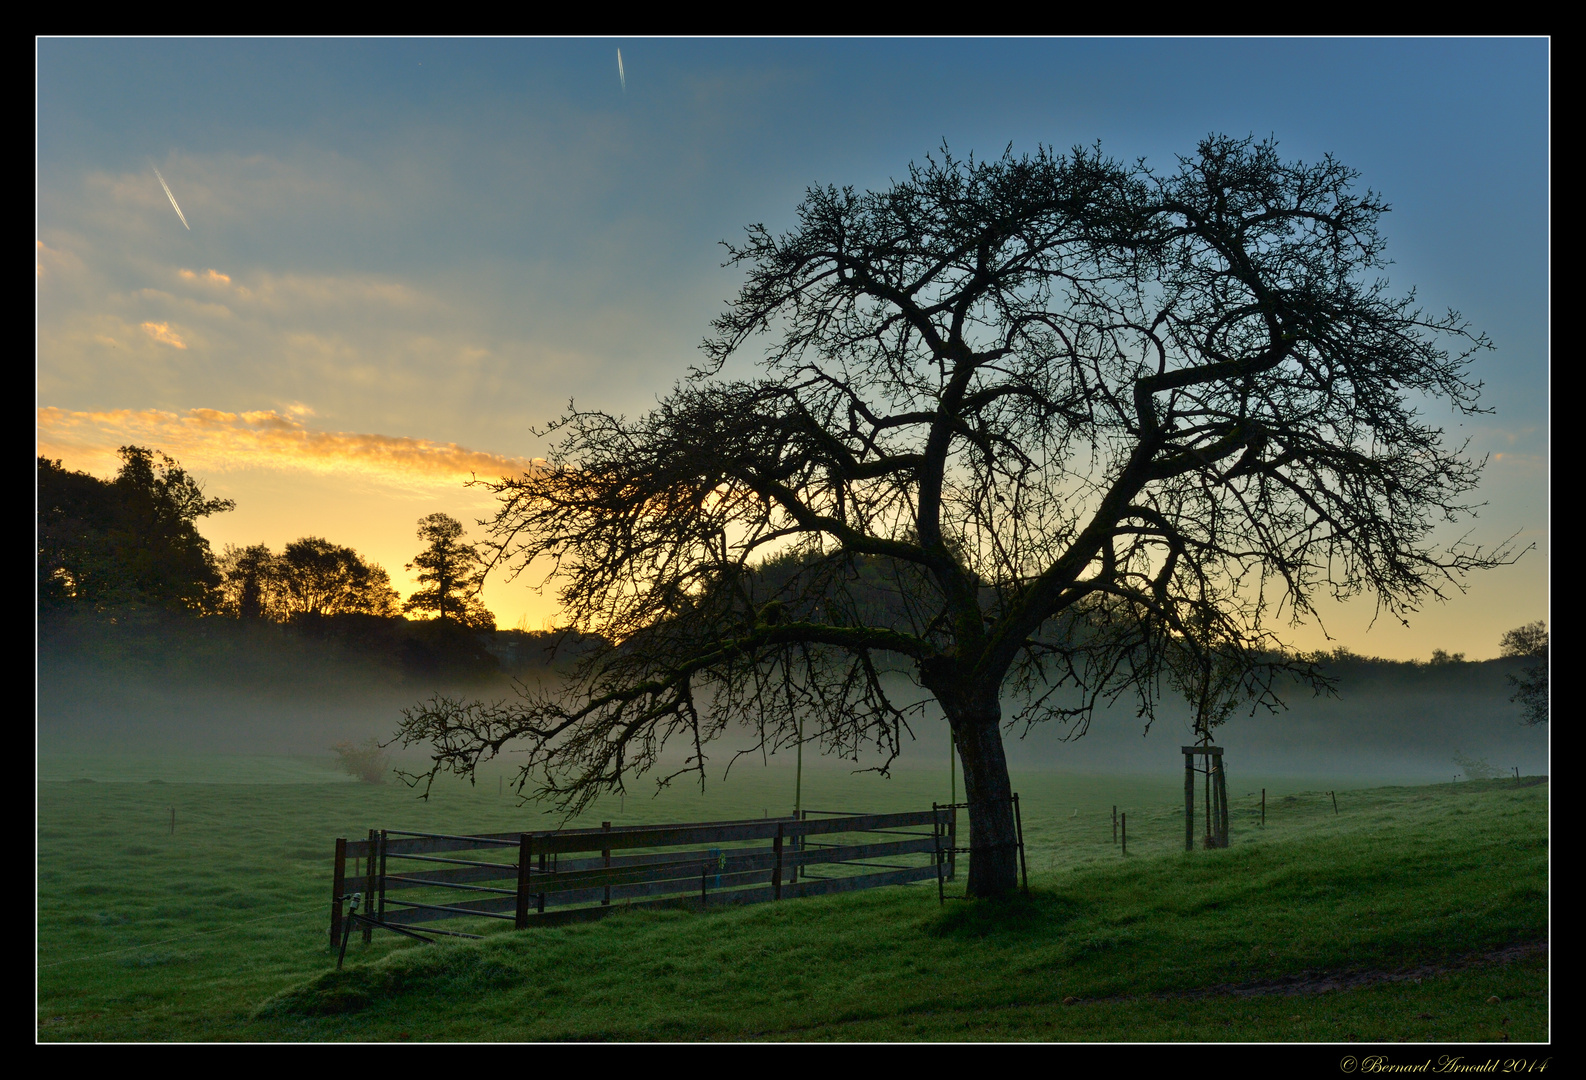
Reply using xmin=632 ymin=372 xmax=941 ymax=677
xmin=36 ymin=755 xmax=1548 ymax=1042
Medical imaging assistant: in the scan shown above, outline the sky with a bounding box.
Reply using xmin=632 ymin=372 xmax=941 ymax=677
xmin=36 ymin=38 xmax=1549 ymax=658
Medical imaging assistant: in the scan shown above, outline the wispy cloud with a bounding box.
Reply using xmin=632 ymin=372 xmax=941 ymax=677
xmin=140 ymin=321 xmax=187 ymax=349
xmin=179 ymin=267 xmax=231 ymax=286
xmin=36 ymin=406 xmax=540 ymax=490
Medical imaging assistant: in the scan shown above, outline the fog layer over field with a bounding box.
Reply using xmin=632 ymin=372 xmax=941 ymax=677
xmin=38 ymin=619 xmax=1546 ymax=788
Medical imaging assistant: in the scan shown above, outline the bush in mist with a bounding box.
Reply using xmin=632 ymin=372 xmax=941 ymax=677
xmin=1453 ymin=750 xmax=1503 ymax=781
xmin=331 ymin=738 xmax=393 ymax=784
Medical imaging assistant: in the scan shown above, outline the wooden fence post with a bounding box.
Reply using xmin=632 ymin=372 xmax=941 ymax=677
xmin=515 ymin=834 xmax=532 ymax=929
xmin=773 ymin=823 xmax=784 ymax=901
xmin=1121 ymin=812 xmax=1127 ymax=856
xmin=601 ymin=822 xmax=612 ymax=906
xmin=363 ymin=829 xmax=377 ymax=943
xmin=947 ymin=804 xmax=956 ymax=882
xmin=933 ymin=803 xmax=945 ymax=904
xmin=1261 ymin=788 xmax=1266 ymax=828
xmin=1183 ymin=750 xmax=1195 ymax=852
xmin=378 ymin=829 xmax=388 ymax=924
xmin=1013 ymin=792 xmax=1028 ymax=893
xmin=330 ymin=837 xmax=347 ymax=949
xmin=1215 ymin=752 xmax=1230 ymax=848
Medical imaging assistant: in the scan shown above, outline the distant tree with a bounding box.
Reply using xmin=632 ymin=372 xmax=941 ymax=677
xmin=37 ymin=447 xmax=233 ymax=611
xmin=274 ymin=537 xmax=400 ymax=620
xmin=1500 ymin=621 xmax=1548 ymax=725
xmin=403 ymin=514 xmax=494 ymax=630
xmin=1429 ymin=649 xmax=1468 ymax=665
xmin=216 ymin=543 xmax=280 ymax=620
xmin=395 ymin=136 xmax=1519 ymax=897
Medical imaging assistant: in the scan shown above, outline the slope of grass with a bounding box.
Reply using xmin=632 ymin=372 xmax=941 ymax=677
xmin=37 ymin=763 xmax=1546 ymax=1041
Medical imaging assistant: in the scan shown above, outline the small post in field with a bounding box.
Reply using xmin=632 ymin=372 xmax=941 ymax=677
xmin=1329 ymin=791 xmax=1338 ymax=816
xmin=1183 ymin=749 xmax=1195 ymax=852
xmin=169 ymin=806 xmax=175 ymax=836
xmin=1261 ymin=788 xmax=1266 ymax=827
xmin=1120 ymin=812 xmax=1127 ymax=856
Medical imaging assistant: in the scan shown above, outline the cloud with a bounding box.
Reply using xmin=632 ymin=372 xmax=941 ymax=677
xmin=36 ymin=406 xmax=539 ymax=491
xmin=140 ymin=321 xmax=187 ymax=349
xmin=178 ymin=268 xmax=232 ymax=286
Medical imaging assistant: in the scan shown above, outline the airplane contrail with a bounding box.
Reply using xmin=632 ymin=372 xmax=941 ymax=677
xmin=152 ymin=166 xmax=190 ymax=230
xmin=618 ymin=48 xmax=625 ymax=92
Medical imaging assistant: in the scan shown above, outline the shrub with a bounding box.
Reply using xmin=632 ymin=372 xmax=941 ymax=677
xmin=1452 ymin=751 xmax=1503 ymax=781
xmin=331 ymin=738 xmax=392 ymax=784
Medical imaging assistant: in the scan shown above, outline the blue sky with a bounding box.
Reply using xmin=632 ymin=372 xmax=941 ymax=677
xmin=36 ymin=38 xmax=1549 ymax=656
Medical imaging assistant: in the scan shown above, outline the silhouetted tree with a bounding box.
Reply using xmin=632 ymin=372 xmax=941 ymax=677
xmin=396 ymin=136 xmax=1518 ymax=897
xmin=1500 ymin=621 xmax=1548 ymax=725
xmin=216 ymin=543 xmax=278 ymax=620
xmin=403 ymin=513 xmax=493 ymax=630
xmin=275 ymin=537 xmax=400 ymax=620
xmin=37 ymin=447 xmax=233 ymax=611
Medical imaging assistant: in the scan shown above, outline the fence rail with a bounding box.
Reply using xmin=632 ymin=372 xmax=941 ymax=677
xmin=329 ymin=805 xmax=986 ymax=946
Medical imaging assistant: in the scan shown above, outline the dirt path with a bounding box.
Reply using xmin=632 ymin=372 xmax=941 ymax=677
xmin=1078 ymin=940 xmax=1548 ymax=1003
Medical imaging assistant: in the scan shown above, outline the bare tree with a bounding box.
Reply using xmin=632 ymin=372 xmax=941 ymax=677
xmin=395 ymin=136 xmax=1518 ymax=897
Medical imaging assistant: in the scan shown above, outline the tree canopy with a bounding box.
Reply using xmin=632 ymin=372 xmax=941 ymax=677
xmin=38 ymin=447 xmax=234 ymax=611
xmin=1500 ymin=621 xmax=1547 ymax=726
xmin=215 ymin=538 xmax=400 ymax=621
xmin=395 ymin=136 xmax=1517 ymax=896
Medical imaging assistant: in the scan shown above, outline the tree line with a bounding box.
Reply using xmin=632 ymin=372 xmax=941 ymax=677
xmin=39 ymin=447 xmax=494 ymax=632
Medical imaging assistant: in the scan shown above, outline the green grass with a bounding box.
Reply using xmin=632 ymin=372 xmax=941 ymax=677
xmin=37 ymin=759 xmax=1547 ymax=1041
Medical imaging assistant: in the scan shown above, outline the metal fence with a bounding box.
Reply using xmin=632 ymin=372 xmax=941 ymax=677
xmin=330 ymin=806 xmax=977 ymax=947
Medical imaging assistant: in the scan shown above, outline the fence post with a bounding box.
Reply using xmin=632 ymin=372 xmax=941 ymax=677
xmin=601 ymin=822 xmax=612 ymax=906
xmin=792 ymin=809 xmax=802 ymax=884
xmin=515 ymin=833 xmax=532 ymax=929
xmin=378 ymin=830 xmax=388 ymax=924
xmin=773 ymin=823 xmax=784 ymax=901
xmin=1215 ymin=753 xmax=1230 ymax=848
xmin=1183 ymin=749 xmax=1195 ymax=852
xmin=947 ymin=803 xmax=957 ymax=883
xmin=363 ymin=829 xmax=377 ymax=943
xmin=1121 ymin=812 xmax=1127 ymax=856
xmin=1261 ymin=788 xmax=1266 ymax=828
xmin=1012 ymin=793 xmax=1028 ymax=894
xmin=330 ymin=837 xmax=347 ymax=949
xmin=933 ymin=803 xmax=945 ymax=904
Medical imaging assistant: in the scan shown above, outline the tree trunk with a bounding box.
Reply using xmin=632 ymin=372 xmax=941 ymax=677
xmin=946 ymin=701 xmax=1020 ymax=898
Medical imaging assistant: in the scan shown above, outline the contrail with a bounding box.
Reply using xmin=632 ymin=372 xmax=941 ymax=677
xmin=617 ymin=48 xmax=625 ymax=92
xmin=152 ymin=166 xmax=190 ymax=230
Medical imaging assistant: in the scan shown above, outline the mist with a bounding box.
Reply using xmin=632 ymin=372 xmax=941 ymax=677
xmin=38 ymin=616 xmax=1546 ymax=792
